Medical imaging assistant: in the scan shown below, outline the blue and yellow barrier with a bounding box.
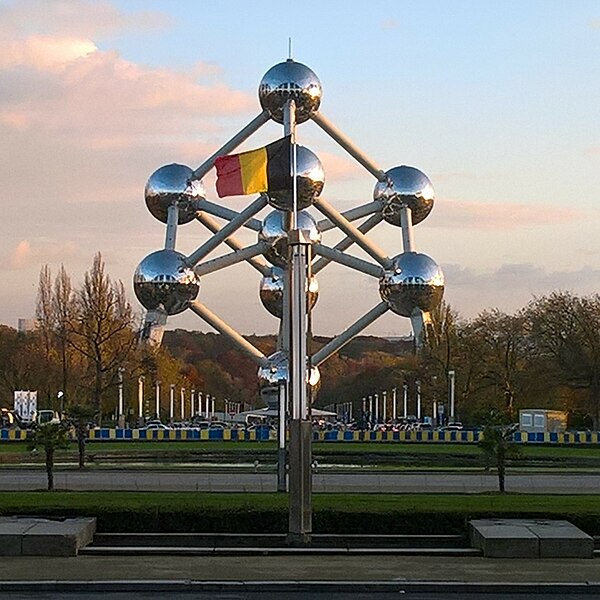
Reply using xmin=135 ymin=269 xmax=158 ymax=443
xmin=2 ymin=427 xmax=600 ymax=444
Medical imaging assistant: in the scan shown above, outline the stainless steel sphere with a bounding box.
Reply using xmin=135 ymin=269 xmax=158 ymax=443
xmin=374 ymin=166 xmax=434 ymax=226
xmin=259 ymin=210 xmax=321 ymax=268
xmin=379 ymin=252 xmax=444 ymax=317
xmin=145 ymin=164 xmax=205 ymax=224
xmin=259 ymin=266 xmax=319 ymax=318
xmin=133 ymin=249 xmax=199 ymax=316
xmin=258 ymin=60 xmax=322 ymax=124
xmin=267 ymin=145 xmax=324 ymax=211
xmin=257 ymin=351 xmax=321 ymax=404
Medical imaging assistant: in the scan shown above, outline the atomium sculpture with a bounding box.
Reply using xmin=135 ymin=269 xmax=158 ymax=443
xmin=133 ymin=57 xmax=445 ymax=539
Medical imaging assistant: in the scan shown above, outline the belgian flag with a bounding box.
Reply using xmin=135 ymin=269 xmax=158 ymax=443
xmin=214 ymin=136 xmax=292 ymax=198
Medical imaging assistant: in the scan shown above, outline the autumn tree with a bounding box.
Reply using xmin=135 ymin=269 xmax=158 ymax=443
xmin=68 ymin=253 xmax=137 ymax=423
xmin=27 ymin=422 xmax=70 ymax=491
xmin=527 ymin=292 xmax=600 ymax=429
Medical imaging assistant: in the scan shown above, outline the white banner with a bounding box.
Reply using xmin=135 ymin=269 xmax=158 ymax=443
xmin=14 ymin=390 xmax=37 ymax=422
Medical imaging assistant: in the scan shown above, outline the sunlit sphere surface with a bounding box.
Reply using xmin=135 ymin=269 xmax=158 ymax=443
xmin=259 ymin=210 xmax=321 ymax=267
xmin=267 ymin=145 xmax=324 ymax=211
xmin=133 ymin=249 xmax=199 ymax=316
xmin=374 ymin=166 xmax=434 ymax=226
xmin=145 ymin=164 xmax=205 ymax=224
xmin=257 ymin=351 xmax=321 ymax=404
xmin=259 ymin=60 xmax=322 ymax=124
xmin=259 ymin=266 xmax=319 ymax=318
xmin=379 ymin=252 xmax=444 ymax=317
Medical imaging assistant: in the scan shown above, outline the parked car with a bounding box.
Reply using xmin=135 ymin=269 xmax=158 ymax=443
xmin=142 ymin=421 xmax=171 ymax=431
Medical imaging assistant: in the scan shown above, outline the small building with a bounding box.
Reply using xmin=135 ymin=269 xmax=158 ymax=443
xmin=519 ymin=409 xmax=567 ymax=434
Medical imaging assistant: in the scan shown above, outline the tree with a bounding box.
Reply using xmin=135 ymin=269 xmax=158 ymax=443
xmin=527 ymin=292 xmax=600 ymax=429
xmin=68 ymin=253 xmax=137 ymax=423
xmin=65 ymin=404 xmax=96 ymax=468
xmin=27 ymin=422 xmax=70 ymax=491
xmin=478 ymin=410 xmax=520 ymax=493
xmin=53 ymin=265 xmax=76 ymax=405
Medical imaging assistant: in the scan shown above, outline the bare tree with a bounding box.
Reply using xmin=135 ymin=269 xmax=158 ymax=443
xmin=53 ymin=265 xmax=75 ymax=405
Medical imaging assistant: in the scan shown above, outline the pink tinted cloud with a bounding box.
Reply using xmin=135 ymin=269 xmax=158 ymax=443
xmin=6 ymin=239 xmax=78 ymax=271
xmin=0 ymin=1 xmax=169 ymax=38
xmin=318 ymin=151 xmax=363 ymax=182
xmin=432 ymin=198 xmax=586 ymax=230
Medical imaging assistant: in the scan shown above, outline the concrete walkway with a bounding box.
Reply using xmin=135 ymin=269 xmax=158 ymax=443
xmin=1 ymin=553 xmax=600 ymax=585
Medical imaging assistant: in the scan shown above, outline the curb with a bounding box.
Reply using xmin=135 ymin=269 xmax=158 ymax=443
xmin=1 ymin=580 xmax=600 ymax=593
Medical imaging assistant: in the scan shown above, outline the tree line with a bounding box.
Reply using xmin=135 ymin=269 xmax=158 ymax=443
xmin=0 ymin=255 xmax=599 ymax=429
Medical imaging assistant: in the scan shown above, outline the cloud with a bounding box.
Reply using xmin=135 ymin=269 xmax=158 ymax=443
xmin=319 ymin=151 xmax=363 ymax=181
xmin=431 ymin=198 xmax=587 ymax=230
xmin=382 ymin=18 xmax=399 ymax=30
xmin=589 ymin=18 xmax=600 ymax=30
xmin=442 ymin=262 xmax=600 ymax=317
xmin=0 ymin=35 xmax=97 ymax=72
xmin=0 ymin=0 xmax=169 ymax=39
xmin=6 ymin=239 xmax=78 ymax=271
xmin=586 ymin=146 xmax=600 ymax=156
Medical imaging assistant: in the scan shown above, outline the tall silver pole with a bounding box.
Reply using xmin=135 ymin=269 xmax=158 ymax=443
xmin=368 ymin=396 xmax=373 ymax=427
xmin=165 ymin=204 xmax=179 ymax=250
xmin=169 ymin=384 xmax=175 ymax=422
xmin=117 ymin=368 xmax=124 ymax=429
xmin=155 ymin=381 xmax=161 ymax=420
xmin=277 ymin=380 xmax=287 ymax=493
xmin=392 ymin=387 xmax=397 ymax=421
xmin=374 ymin=393 xmax=379 ymax=424
xmin=416 ymin=380 xmax=422 ymax=421
xmin=403 ymin=383 xmax=408 ymax=419
xmin=382 ymin=391 xmax=387 ymax=423
xmin=191 ymin=389 xmax=196 ymax=416
xmin=448 ymin=370 xmax=456 ymax=421
xmin=286 ymin=98 xmax=312 ymax=545
xmin=137 ymin=376 xmax=144 ymax=424
xmin=180 ymin=387 xmax=185 ymax=421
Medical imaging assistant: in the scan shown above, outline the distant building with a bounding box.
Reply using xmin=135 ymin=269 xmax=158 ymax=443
xmin=519 ymin=409 xmax=567 ymax=434
xmin=17 ymin=318 xmax=37 ymax=333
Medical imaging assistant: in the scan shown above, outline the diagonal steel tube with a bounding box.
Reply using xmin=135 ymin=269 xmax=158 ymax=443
xmin=312 ymin=213 xmax=383 ymax=274
xmin=317 ymin=200 xmax=383 ymax=232
xmin=199 ymin=200 xmax=263 ymax=232
xmin=189 ymin=300 xmax=269 ymax=367
xmin=186 ymin=195 xmax=268 ymax=266
xmin=194 ymin=241 xmax=271 ymax=277
xmin=311 ymin=111 xmax=387 ymax=182
xmin=196 ymin=213 xmax=269 ymax=276
xmin=313 ymin=243 xmax=383 ymax=278
xmin=311 ymin=302 xmax=390 ymax=367
xmin=191 ymin=111 xmax=270 ymax=180
xmin=314 ymin=197 xmax=392 ymax=269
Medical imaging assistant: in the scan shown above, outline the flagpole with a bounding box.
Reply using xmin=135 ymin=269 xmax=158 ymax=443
xmin=285 ymin=98 xmax=312 ymax=545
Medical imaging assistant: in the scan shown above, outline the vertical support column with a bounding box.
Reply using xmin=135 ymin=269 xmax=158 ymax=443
xmin=165 ymin=203 xmax=179 ymax=250
xmin=374 ymin=393 xmax=379 ymax=425
xmin=392 ymin=387 xmax=397 ymax=422
xmin=285 ymin=99 xmax=312 ymax=545
xmin=416 ymin=380 xmax=422 ymax=421
xmin=191 ymin=389 xmax=196 ymax=417
xmin=403 ymin=383 xmax=408 ymax=419
xmin=368 ymin=396 xmax=373 ymax=427
xmin=382 ymin=391 xmax=387 ymax=423
xmin=180 ymin=388 xmax=185 ymax=421
xmin=400 ymin=206 xmax=415 ymax=253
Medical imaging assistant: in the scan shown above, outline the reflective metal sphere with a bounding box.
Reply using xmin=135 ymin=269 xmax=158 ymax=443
xmin=257 ymin=351 xmax=321 ymax=404
xmin=145 ymin=164 xmax=205 ymax=224
xmin=267 ymin=145 xmax=324 ymax=211
xmin=374 ymin=166 xmax=434 ymax=226
xmin=259 ymin=266 xmax=319 ymax=318
xmin=258 ymin=60 xmax=322 ymax=124
xmin=259 ymin=210 xmax=321 ymax=268
xmin=379 ymin=252 xmax=444 ymax=317
xmin=133 ymin=249 xmax=199 ymax=316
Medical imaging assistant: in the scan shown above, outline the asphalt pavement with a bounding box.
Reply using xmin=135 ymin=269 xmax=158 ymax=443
xmin=1 ymin=469 xmax=599 ymax=493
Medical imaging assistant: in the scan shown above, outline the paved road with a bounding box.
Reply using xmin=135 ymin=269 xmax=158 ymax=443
xmin=7 ymin=593 xmax=598 ymax=599
xmin=1 ymin=469 xmax=599 ymax=493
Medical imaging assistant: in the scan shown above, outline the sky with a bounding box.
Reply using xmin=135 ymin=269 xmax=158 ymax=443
xmin=1 ymin=0 xmax=599 ymax=338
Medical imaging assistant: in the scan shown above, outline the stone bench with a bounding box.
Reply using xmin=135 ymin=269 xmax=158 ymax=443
xmin=0 ymin=516 xmax=96 ymax=556
xmin=470 ymin=518 xmax=594 ymax=558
